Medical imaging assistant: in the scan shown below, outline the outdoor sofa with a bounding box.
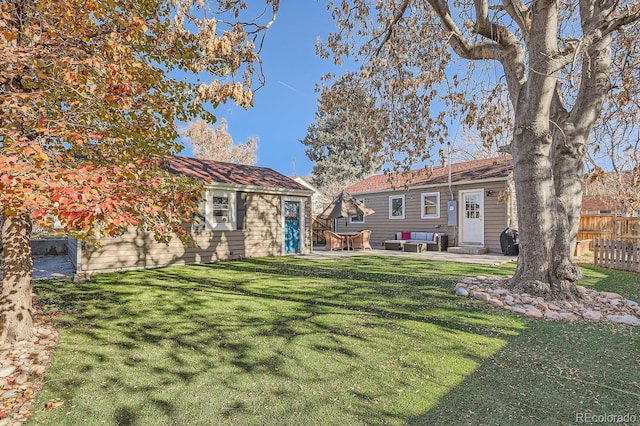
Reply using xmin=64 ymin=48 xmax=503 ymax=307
xmin=384 ymin=232 xmax=448 ymax=252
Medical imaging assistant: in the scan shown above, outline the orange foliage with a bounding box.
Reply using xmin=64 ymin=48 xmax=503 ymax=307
xmin=0 ymin=0 xmax=277 ymax=242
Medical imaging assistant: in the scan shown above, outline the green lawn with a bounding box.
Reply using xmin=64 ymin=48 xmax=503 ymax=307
xmin=30 ymin=256 xmax=639 ymax=425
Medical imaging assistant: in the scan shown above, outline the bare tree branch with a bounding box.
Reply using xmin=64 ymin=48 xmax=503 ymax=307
xmin=373 ymin=0 xmax=411 ymax=57
xmin=555 ymin=5 xmax=640 ymax=68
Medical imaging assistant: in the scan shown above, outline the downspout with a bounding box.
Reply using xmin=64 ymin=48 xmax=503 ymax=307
xmin=448 ymin=142 xmax=456 ymax=246
xmin=448 ymin=142 xmax=453 ymax=200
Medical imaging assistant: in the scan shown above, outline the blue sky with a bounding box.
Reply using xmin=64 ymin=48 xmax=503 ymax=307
xmin=179 ymin=1 xmax=341 ymax=178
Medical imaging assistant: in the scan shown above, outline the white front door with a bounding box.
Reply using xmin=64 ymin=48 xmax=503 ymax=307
xmin=460 ymin=190 xmax=484 ymax=246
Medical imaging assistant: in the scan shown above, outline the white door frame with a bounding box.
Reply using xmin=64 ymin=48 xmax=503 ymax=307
xmin=458 ymin=189 xmax=485 ymax=247
xmin=282 ymin=197 xmax=306 ymax=255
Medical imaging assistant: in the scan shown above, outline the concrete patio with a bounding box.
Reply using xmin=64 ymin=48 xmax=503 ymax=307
xmin=0 ymin=255 xmax=75 ymax=281
xmin=302 ymin=246 xmax=518 ymax=265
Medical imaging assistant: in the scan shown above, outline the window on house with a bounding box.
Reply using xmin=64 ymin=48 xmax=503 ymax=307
xmin=350 ymin=198 xmax=366 ymax=223
xmin=389 ymin=195 xmax=405 ymax=219
xmin=465 ymin=197 xmax=481 ymax=219
xmin=212 ymin=195 xmax=230 ymax=224
xmin=421 ymin=192 xmax=440 ymax=219
xmin=196 ymin=190 xmax=236 ymax=230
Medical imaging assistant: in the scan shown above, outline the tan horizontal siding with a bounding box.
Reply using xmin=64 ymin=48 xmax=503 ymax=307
xmin=336 ymin=180 xmax=512 ymax=253
xmin=76 ymin=192 xmax=311 ymax=274
xmin=482 ymin=181 xmax=510 ymax=252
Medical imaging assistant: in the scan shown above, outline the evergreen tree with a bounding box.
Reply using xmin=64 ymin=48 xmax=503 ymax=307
xmin=302 ymin=82 xmax=386 ymax=192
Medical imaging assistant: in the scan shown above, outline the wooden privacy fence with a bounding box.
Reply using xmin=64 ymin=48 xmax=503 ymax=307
xmin=578 ymin=214 xmax=640 ymax=245
xmin=594 ymin=238 xmax=640 ymax=272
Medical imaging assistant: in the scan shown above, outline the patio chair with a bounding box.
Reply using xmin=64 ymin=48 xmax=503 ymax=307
xmin=351 ymin=229 xmax=372 ymax=250
xmin=323 ymin=230 xmax=346 ymax=251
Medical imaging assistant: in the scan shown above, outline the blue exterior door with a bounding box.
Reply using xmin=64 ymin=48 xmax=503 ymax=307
xmin=284 ymin=200 xmax=301 ymax=254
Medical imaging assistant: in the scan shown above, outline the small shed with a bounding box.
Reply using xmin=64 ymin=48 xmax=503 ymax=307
xmin=68 ymin=156 xmax=313 ymax=275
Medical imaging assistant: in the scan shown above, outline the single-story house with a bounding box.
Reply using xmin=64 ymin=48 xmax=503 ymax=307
xmin=68 ymin=156 xmax=313 ymax=275
xmin=335 ymin=156 xmax=517 ymax=254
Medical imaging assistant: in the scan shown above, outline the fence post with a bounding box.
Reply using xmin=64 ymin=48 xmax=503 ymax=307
xmin=617 ymin=239 xmax=623 ymax=269
xmin=624 ymin=241 xmax=630 ymax=271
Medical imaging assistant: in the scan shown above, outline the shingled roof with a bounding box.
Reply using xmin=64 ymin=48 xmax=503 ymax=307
xmin=345 ymin=156 xmax=513 ymax=194
xmin=581 ymin=195 xmax=621 ymax=212
xmin=165 ymin=156 xmax=309 ymax=192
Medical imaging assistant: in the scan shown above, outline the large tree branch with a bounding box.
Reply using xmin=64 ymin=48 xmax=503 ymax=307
xmin=556 ymin=6 xmax=640 ymax=69
xmin=371 ymin=0 xmax=504 ymax=62
xmin=443 ymin=0 xmax=528 ymax=106
xmin=566 ymin=1 xmax=628 ymax=140
xmin=501 ymin=0 xmax=531 ymax=41
xmin=428 ymin=0 xmax=481 ymax=58
xmin=520 ymin=0 xmax=560 ymax=122
xmin=420 ymin=0 xmax=501 ymax=61
xmin=473 ymin=0 xmax=522 ymax=50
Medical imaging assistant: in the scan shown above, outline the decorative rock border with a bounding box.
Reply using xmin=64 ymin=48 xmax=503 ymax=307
xmin=454 ymin=276 xmax=640 ymax=326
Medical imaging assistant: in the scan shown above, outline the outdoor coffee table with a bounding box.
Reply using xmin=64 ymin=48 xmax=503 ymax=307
xmin=403 ymin=242 xmax=427 ymax=253
xmin=384 ymin=240 xmax=404 ymax=250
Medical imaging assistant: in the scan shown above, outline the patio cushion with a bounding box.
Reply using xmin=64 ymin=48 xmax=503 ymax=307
xmin=415 ymin=232 xmax=428 ymax=241
xmin=396 ymin=232 xmax=440 ymax=242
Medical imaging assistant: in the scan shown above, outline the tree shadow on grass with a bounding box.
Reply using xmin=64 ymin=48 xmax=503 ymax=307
xmin=34 ymin=256 xmax=522 ymax=425
xmin=408 ymin=318 xmax=640 ymax=425
xmin=186 ymin=257 xmax=522 ymax=339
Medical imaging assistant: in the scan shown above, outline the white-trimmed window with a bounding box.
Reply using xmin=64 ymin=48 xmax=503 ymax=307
xmin=211 ymin=194 xmax=231 ymax=225
xmin=350 ymin=198 xmax=366 ymax=224
xmin=389 ymin=195 xmax=405 ymax=219
xmin=421 ymin=192 xmax=440 ymax=219
xmin=197 ymin=190 xmax=236 ymax=230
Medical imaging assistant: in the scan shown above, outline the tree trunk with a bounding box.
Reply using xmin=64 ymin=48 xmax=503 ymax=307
xmin=509 ymin=121 xmax=557 ymax=296
xmin=545 ymin=3 xmax=613 ymax=299
xmin=549 ymin=131 xmax=585 ymax=300
xmin=0 ymin=213 xmax=34 ymax=342
xmin=509 ymin=126 xmax=586 ymax=300
xmin=509 ymin=126 xmax=589 ymax=300
xmin=502 ymin=0 xmax=617 ymax=301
